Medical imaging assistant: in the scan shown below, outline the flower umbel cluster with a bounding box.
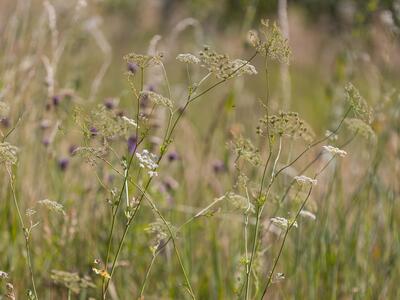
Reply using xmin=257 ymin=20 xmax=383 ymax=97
xmin=345 ymin=118 xmax=376 ymax=141
xmin=0 ymin=142 xmax=18 ymax=165
xmin=345 ymin=83 xmax=374 ymax=124
xmin=123 ymin=52 xmax=162 ymax=69
xmin=323 ymin=145 xmax=347 ymax=157
xmin=0 ymin=102 xmax=9 ymax=119
xmin=51 ymin=270 xmax=95 ymax=294
xmin=176 ymin=53 xmax=200 ymax=64
xmin=199 ymin=46 xmax=257 ymax=79
xmin=258 ymin=111 xmax=315 ymax=143
xmin=140 ymin=91 xmax=173 ymax=110
xmin=294 ymin=175 xmax=317 ymax=186
xmin=136 ymin=149 xmax=159 ymax=177
xmin=229 ymin=136 xmax=261 ymax=166
xmin=38 ymin=199 xmax=66 ymax=215
xmin=248 ymin=19 xmax=291 ymax=64
xmin=270 ymin=217 xmax=298 ymax=230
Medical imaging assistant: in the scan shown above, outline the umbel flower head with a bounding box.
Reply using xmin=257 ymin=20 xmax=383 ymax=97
xmin=248 ymin=19 xmax=291 ymax=64
xmin=176 ymin=53 xmax=200 ymax=64
xmin=345 ymin=83 xmax=374 ymax=124
xmin=123 ymin=52 xmax=163 ymax=69
xmin=322 ymin=145 xmax=347 ymax=157
xmin=229 ymin=135 xmax=261 ymax=166
xmin=140 ymin=91 xmax=173 ymax=110
xmin=258 ymin=111 xmax=315 ymax=143
xmin=345 ymin=118 xmax=376 ymax=141
xmin=0 ymin=102 xmax=10 ymax=119
xmin=199 ymin=46 xmax=257 ymax=79
xmin=0 ymin=142 xmax=18 ymax=165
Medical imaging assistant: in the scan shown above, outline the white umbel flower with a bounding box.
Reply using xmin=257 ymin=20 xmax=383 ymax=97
xmin=136 ymin=149 xmax=158 ymax=177
xmin=176 ymin=53 xmax=200 ymax=64
xmin=323 ymin=145 xmax=347 ymax=157
xmin=294 ymin=175 xmax=317 ymax=186
xmin=270 ymin=217 xmax=298 ymax=230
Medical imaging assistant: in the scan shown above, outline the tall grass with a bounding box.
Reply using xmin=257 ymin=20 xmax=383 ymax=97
xmin=0 ymin=1 xmax=399 ymax=299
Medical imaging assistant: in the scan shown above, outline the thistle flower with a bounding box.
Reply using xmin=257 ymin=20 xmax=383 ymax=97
xmin=248 ymin=19 xmax=291 ymax=64
xmin=58 ymin=157 xmax=69 ymax=171
xmin=294 ymin=175 xmax=317 ymax=186
xmin=167 ymin=151 xmax=179 ymax=162
xmin=345 ymin=83 xmax=374 ymax=124
xmin=259 ymin=111 xmax=315 ymax=143
xmin=0 ymin=101 xmax=10 ymax=119
xmin=199 ymin=46 xmax=257 ymax=79
xmin=127 ymin=135 xmax=137 ymax=154
xmin=38 ymin=199 xmax=66 ymax=215
xmin=52 ymin=95 xmax=61 ymax=106
xmin=322 ymin=145 xmax=347 ymax=157
xmin=0 ymin=142 xmax=18 ymax=165
xmin=104 ymin=98 xmax=118 ymax=110
xmin=176 ymin=53 xmax=200 ymax=64
xmin=270 ymin=217 xmax=298 ymax=230
xmin=212 ymin=160 xmax=226 ymax=174
xmin=139 ymin=91 xmax=173 ymax=110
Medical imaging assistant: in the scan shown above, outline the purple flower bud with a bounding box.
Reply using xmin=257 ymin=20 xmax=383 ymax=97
xmin=0 ymin=118 xmax=10 ymax=128
xmin=42 ymin=138 xmax=50 ymax=147
xmin=167 ymin=151 xmax=179 ymax=162
xmin=58 ymin=158 xmax=69 ymax=171
xmin=147 ymin=84 xmax=156 ymax=92
xmin=90 ymin=127 xmax=98 ymax=137
xmin=127 ymin=62 xmax=138 ymax=74
xmin=104 ymin=98 xmax=117 ymax=110
xmin=212 ymin=160 xmax=226 ymax=174
xmin=128 ymin=135 xmax=137 ymax=154
xmin=52 ymin=95 xmax=61 ymax=106
xmin=69 ymin=145 xmax=78 ymax=156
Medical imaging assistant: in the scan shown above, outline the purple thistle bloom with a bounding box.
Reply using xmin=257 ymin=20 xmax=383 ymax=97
xmin=128 ymin=135 xmax=137 ymax=154
xmin=167 ymin=151 xmax=179 ymax=162
xmin=212 ymin=160 xmax=226 ymax=174
xmin=0 ymin=117 xmax=10 ymax=128
xmin=104 ymin=98 xmax=116 ymax=110
xmin=90 ymin=127 xmax=98 ymax=137
xmin=127 ymin=62 xmax=138 ymax=74
xmin=52 ymin=95 xmax=61 ymax=106
xmin=58 ymin=158 xmax=69 ymax=171
xmin=69 ymin=145 xmax=78 ymax=156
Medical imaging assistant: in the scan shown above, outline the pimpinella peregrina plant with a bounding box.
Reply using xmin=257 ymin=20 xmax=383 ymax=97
xmin=248 ymin=19 xmax=291 ymax=64
xmin=257 ymin=111 xmax=315 ymax=143
xmin=199 ymin=46 xmax=257 ymax=79
xmin=345 ymin=83 xmax=374 ymax=124
xmin=0 ymin=142 xmax=18 ymax=165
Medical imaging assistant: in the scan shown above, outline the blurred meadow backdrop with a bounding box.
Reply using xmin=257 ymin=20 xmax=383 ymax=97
xmin=0 ymin=0 xmax=399 ymax=299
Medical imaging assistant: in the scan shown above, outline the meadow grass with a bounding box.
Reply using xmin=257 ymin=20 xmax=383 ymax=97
xmin=0 ymin=1 xmax=399 ymax=299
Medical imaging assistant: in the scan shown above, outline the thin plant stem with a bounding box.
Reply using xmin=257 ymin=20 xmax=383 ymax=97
xmin=7 ymin=167 xmax=38 ymax=300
